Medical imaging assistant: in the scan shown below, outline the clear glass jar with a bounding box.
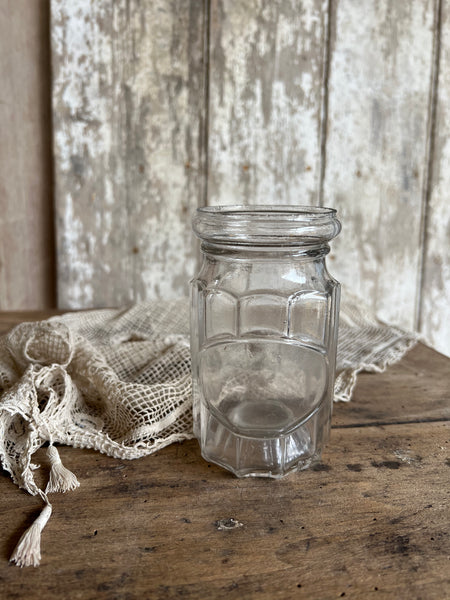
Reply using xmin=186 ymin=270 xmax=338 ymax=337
xmin=190 ymin=206 xmax=341 ymax=478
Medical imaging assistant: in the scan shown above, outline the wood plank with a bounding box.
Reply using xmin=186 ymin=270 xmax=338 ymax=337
xmin=323 ymin=0 xmax=435 ymax=331
xmin=0 ymin=422 xmax=448 ymax=599
xmin=0 ymin=310 xmax=64 ymax=335
xmin=0 ymin=0 xmax=55 ymax=309
xmin=207 ymin=0 xmax=328 ymax=206
xmin=419 ymin=0 xmax=450 ymax=357
xmin=333 ymin=342 xmax=450 ymax=427
xmin=51 ymin=0 xmax=206 ymax=309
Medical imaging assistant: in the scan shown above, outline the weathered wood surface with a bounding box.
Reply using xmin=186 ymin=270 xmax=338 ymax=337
xmin=49 ymin=0 xmax=450 ymax=358
xmin=2 ymin=423 xmax=449 ymax=600
xmin=333 ymin=343 xmax=450 ymax=427
xmin=0 ymin=312 xmax=449 ymax=599
xmin=207 ymin=0 xmax=328 ymax=206
xmin=51 ymin=0 xmax=206 ymax=309
xmin=0 ymin=0 xmax=54 ymax=309
xmin=0 ymin=310 xmax=65 ymax=335
xmin=420 ymin=0 xmax=450 ymax=357
xmin=323 ymin=0 xmax=436 ymax=332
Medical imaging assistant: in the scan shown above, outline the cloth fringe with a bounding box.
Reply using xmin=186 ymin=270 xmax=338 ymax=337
xmin=46 ymin=445 xmax=80 ymax=494
xmin=10 ymin=503 xmax=52 ymax=567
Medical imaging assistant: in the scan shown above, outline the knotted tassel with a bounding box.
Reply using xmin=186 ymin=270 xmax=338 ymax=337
xmin=10 ymin=503 xmax=52 ymax=567
xmin=46 ymin=445 xmax=80 ymax=493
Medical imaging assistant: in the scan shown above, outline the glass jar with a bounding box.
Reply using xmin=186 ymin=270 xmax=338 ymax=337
xmin=190 ymin=206 xmax=341 ymax=478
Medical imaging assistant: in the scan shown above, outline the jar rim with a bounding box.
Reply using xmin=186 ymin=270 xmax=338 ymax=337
xmin=192 ymin=205 xmax=341 ymax=246
xmin=196 ymin=204 xmax=337 ymax=218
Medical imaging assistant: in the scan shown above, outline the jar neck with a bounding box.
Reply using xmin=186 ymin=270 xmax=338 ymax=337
xmin=201 ymin=241 xmax=330 ymax=259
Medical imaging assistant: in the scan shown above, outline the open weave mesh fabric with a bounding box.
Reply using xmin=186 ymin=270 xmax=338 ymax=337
xmin=0 ymin=294 xmax=419 ymax=564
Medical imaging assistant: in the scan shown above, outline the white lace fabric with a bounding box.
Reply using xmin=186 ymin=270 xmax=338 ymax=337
xmin=0 ymin=295 xmax=418 ymax=565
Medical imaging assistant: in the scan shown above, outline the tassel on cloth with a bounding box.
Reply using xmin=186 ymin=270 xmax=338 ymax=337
xmin=46 ymin=445 xmax=80 ymax=494
xmin=10 ymin=503 xmax=52 ymax=567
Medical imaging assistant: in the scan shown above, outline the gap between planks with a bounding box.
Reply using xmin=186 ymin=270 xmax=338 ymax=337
xmin=318 ymin=0 xmax=333 ymax=208
xmin=333 ymin=416 xmax=450 ymax=429
xmin=416 ymin=0 xmax=443 ymax=331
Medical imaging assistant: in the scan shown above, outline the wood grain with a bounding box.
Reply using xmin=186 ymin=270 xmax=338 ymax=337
xmin=0 ymin=0 xmax=55 ymax=309
xmin=323 ymin=0 xmax=435 ymax=331
xmin=0 ymin=426 xmax=448 ymax=599
xmin=333 ymin=342 xmax=450 ymax=427
xmin=419 ymin=0 xmax=450 ymax=357
xmin=207 ymin=0 xmax=328 ymax=206
xmin=48 ymin=0 xmax=450 ymax=359
xmin=51 ymin=0 xmax=206 ymax=309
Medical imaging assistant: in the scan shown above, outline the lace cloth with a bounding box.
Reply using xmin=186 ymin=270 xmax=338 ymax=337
xmin=0 ymin=295 xmax=418 ymax=565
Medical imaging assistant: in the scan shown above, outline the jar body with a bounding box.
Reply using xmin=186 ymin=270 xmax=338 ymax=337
xmin=190 ymin=207 xmax=341 ymax=478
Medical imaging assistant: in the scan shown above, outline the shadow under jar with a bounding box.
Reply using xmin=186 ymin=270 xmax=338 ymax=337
xmin=190 ymin=206 xmax=341 ymax=478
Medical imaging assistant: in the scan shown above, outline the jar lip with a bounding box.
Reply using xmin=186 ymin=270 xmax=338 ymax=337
xmin=193 ymin=204 xmax=341 ymax=246
xmin=196 ymin=205 xmax=337 ymax=218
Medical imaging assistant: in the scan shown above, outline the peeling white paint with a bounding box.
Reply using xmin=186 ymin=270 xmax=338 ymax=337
xmin=61 ymin=194 xmax=94 ymax=307
xmin=323 ymin=0 xmax=435 ymax=331
xmin=50 ymin=0 xmax=450 ymax=357
xmin=52 ymin=0 xmax=203 ymax=308
xmin=208 ymin=0 xmax=326 ymax=207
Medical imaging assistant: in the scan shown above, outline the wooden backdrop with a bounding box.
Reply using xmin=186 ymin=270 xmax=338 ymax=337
xmin=1 ymin=0 xmax=449 ymax=358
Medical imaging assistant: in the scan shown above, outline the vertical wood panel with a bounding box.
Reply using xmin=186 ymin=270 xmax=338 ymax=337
xmin=0 ymin=0 xmax=55 ymax=309
xmin=207 ymin=0 xmax=328 ymax=206
xmin=420 ymin=0 xmax=450 ymax=357
xmin=323 ymin=0 xmax=435 ymax=330
xmin=49 ymin=0 xmax=450 ymax=358
xmin=52 ymin=0 xmax=206 ymax=309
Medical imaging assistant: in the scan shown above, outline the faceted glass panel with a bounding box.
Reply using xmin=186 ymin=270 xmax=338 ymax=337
xmin=239 ymin=294 xmax=287 ymax=336
xmin=205 ymin=290 xmax=237 ymax=339
xmin=288 ymin=291 xmax=329 ymax=346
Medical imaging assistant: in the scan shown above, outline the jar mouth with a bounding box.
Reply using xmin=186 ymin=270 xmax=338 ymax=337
xmin=192 ymin=205 xmax=341 ymax=246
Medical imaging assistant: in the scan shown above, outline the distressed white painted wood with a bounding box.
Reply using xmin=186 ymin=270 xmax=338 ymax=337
xmin=207 ymin=0 xmax=328 ymax=206
xmin=420 ymin=1 xmax=450 ymax=357
xmin=52 ymin=0 xmax=205 ymax=308
xmin=48 ymin=0 xmax=450 ymax=357
xmin=323 ymin=0 xmax=435 ymax=331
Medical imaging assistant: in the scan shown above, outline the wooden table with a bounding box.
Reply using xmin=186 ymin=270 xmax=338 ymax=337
xmin=0 ymin=312 xmax=449 ymax=599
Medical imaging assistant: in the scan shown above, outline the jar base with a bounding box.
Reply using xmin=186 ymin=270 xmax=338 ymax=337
xmin=201 ymin=448 xmax=321 ymax=479
xmin=198 ymin=402 xmax=326 ymax=479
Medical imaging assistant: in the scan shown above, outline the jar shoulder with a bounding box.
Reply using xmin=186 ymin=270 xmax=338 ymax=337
xmin=193 ymin=257 xmax=339 ymax=296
